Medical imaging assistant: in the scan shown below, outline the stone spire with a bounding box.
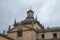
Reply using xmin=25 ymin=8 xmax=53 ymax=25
xmin=36 ymin=15 xmax=37 ymax=20
xmin=8 ymin=25 xmax=11 ymax=30
xmin=47 ymin=26 xmax=49 ymax=29
xmin=3 ymin=30 xmax=5 ymax=35
xmin=14 ymin=19 xmax=16 ymax=26
xmin=30 ymin=5 xmax=31 ymax=10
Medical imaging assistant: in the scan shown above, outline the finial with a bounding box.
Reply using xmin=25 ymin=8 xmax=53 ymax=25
xmin=14 ymin=18 xmax=16 ymax=25
xmin=3 ymin=30 xmax=5 ymax=35
xmin=43 ymin=24 xmax=44 ymax=26
xmin=47 ymin=26 xmax=49 ymax=29
xmin=42 ymin=24 xmax=44 ymax=28
xmin=8 ymin=25 xmax=11 ymax=30
xmin=36 ymin=15 xmax=37 ymax=20
xmin=30 ymin=5 xmax=31 ymax=10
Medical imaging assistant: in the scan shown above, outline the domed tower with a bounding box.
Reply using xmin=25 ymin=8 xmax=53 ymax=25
xmin=26 ymin=8 xmax=34 ymax=19
xmin=7 ymin=8 xmax=44 ymax=40
xmin=20 ymin=8 xmax=44 ymax=30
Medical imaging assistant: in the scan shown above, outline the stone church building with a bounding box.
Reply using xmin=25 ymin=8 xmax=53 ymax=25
xmin=0 ymin=8 xmax=60 ymax=40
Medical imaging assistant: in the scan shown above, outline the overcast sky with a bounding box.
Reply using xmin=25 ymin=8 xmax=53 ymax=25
xmin=0 ymin=0 xmax=60 ymax=33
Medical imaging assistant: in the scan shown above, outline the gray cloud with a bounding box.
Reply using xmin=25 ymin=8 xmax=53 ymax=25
xmin=0 ymin=0 xmax=60 ymax=33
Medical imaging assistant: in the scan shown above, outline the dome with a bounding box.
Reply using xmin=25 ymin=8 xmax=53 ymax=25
xmin=27 ymin=9 xmax=34 ymax=13
xmin=21 ymin=19 xmax=40 ymax=25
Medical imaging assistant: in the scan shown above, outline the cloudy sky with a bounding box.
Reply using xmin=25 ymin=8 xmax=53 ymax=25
xmin=0 ymin=0 xmax=60 ymax=33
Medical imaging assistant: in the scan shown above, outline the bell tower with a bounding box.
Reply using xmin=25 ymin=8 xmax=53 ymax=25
xmin=26 ymin=8 xmax=34 ymax=19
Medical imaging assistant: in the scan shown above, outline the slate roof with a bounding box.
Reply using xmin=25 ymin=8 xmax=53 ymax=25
xmin=38 ymin=27 xmax=60 ymax=33
xmin=15 ymin=19 xmax=44 ymax=28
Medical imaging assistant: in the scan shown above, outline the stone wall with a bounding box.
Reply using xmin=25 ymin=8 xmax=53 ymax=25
xmin=0 ymin=36 xmax=9 ymax=40
xmin=7 ymin=32 xmax=17 ymax=40
xmin=38 ymin=32 xmax=60 ymax=40
xmin=7 ymin=24 xmax=38 ymax=40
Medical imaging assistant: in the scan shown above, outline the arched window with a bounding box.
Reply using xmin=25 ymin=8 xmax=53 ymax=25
xmin=18 ymin=30 xmax=23 ymax=37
